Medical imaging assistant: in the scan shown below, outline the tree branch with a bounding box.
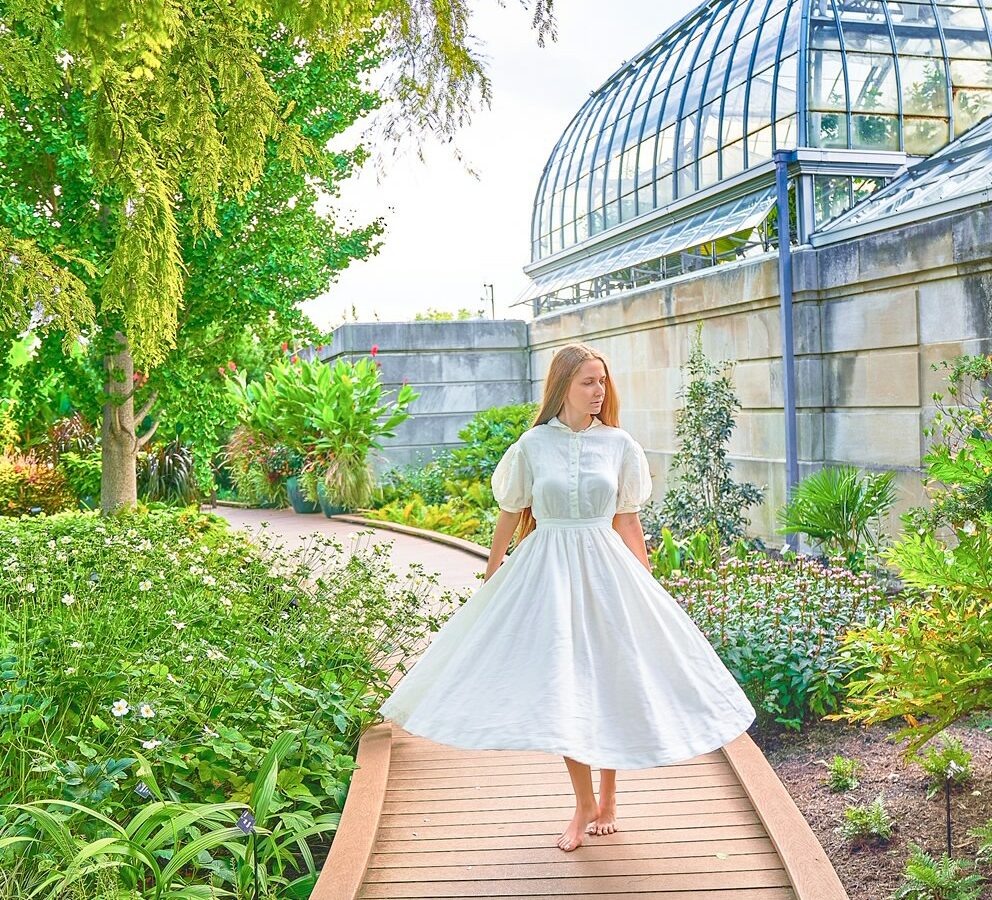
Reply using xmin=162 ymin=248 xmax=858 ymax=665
xmin=135 ymin=390 xmax=160 ymax=424
xmin=136 ymin=417 xmax=160 ymax=449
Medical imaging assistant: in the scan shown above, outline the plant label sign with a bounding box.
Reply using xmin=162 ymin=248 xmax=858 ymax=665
xmin=134 ymin=781 xmax=152 ymax=799
xmin=236 ymin=809 xmax=257 ymax=834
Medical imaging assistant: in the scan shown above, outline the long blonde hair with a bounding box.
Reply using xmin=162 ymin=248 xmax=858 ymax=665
xmin=511 ymin=342 xmax=620 ymax=547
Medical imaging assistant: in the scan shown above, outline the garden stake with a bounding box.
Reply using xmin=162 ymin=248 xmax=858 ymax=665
xmin=236 ymin=809 xmax=258 ymax=899
xmin=946 ymin=773 xmax=952 ymax=855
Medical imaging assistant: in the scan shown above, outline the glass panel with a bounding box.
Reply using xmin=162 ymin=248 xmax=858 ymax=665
xmin=604 ymin=200 xmax=620 ymax=231
xmin=944 ymin=34 xmax=992 ymax=58
xmin=677 ymin=163 xmax=696 ymax=196
xmin=776 ymin=113 xmax=798 ymax=147
xmin=811 ymin=20 xmax=844 ymax=50
xmin=575 ymin=215 xmax=589 ymax=243
xmin=775 ymin=53 xmax=799 ymax=119
xmin=636 ymin=184 xmax=654 ymax=215
xmin=722 ymin=81 xmax=748 ymax=143
xmin=900 ymin=57 xmax=950 ymax=114
xmin=747 ymin=64 xmax=776 ymax=134
xmin=891 ymin=28 xmax=944 ymax=57
xmin=809 ymin=49 xmax=849 ymax=110
xmin=845 ymin=52 xmax=900 ymax=112
xmin=702 ymin=46 xmax=734 ymax=105
xmin=750 ymin=10 xmax=787 ymax=73
xmin=722 ymin=139 xmax=745 ymax=177
xmin=950 ymin=58 xmax=992 ymax=88
xmin=810 ymin=110 xmax=849 ymax=146
xmin=654 ymin=124 xmax=677 ymax=176
xmin=954 ymin=86 xmax=992 ymax=131
xmin=604 ymin=153 xmax=622 ymax=204
xmin=839 ymin=20 xmax=896 ymax=55
xmin=656 ymin=172 xmax=674 ymax=206
xmin=814 ymin=174 xmax=852 ymax=226
xmin=620 ymin=144 xmax=638 ymax=198
xmin=748 ymin=124 xmax=774 ymax=164
xmin=888 ymin=3 xmax=937 ymax=26
xmin=699 ymin=151 xmax=721 ymax=188
xmin=620 ymin=192 xmax=636 ymax=222
xmin=724 ymin=19 xmax=763 ymax=90
xmin=675 ymin=109 xmax=698 ymax=178
xmin=636 ymin=136 xmax=657 ymax=187
xmin=904 ymin=115 xmax=950 ymax=152
xmin=852 ymin=175 xmax=884 ymax=203
xmin=660 ymin=76 xmax=689 ymax=130
xmin=851 ymin=112 xmax=900 ymax=148
xmin=699 ymin=97 xmax=722 ymax=156
xmin=834 ymin=0 xmax=887 ymax=22
xmin=936 ymin=4 xmax=987 ymax=28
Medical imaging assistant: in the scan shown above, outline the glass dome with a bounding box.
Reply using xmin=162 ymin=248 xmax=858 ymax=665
xmin=530 ymin=0 xmax=992 ymax=264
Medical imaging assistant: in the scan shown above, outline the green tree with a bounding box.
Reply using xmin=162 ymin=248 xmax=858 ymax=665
xmin=0 ymin=0 xmax=556 ymax=511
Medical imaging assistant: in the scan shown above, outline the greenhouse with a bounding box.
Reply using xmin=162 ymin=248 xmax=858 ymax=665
xmin=518 ymin=0 xmax=992 ymax=314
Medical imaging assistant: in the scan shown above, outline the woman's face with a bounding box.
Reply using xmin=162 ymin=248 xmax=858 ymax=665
xmin=565 ymin=358 xmax=607 ymax=416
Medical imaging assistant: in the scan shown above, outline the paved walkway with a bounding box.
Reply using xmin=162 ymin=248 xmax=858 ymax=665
xmin=211 ymin=506 xmax=848 ymax=900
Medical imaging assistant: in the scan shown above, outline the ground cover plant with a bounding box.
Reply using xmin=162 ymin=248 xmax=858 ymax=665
xmin=0 ymin=507 xmax=460 ymax=897
xmin=661 ymin=546 xmax=894 ymax=731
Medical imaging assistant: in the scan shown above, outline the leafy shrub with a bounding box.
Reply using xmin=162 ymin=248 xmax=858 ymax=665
xmin=0 ymin=452 xmax=77 ymax=515
xmin=822 ymin=355 xmax=992 ymax=757
xmin=0 ymin=508 xmax=460 ymax=894
xmin=892 ymin=843 xmax=986 ymax=900
xmin=139 ymin=439 xmax=199 ymax=506
xmin=663 ymin=549 xmax=892 ymax=730
xmin=59 ymin=450 xmax=103 ymax=505
xmin=375 ymin=453 xmax=454 ymax=507
xmin=221 ymin=425 xmax=290 ymax=507
xmin=364 ymin=492 xmax=495 ymax=544
xmin=776 ymin=464 xmax=897 ymax=571
xmin=835 ymin=793 xmax=895 ymax=847
xmin=442 ymin=401 xmax=539 ymax=483
xmin=826 ymin=754 xmax=862 ymax=792
xmin=914 ymin=735 xmax=972 ymax=800
xmin=660 ymin=321 xmax=764 ymax=542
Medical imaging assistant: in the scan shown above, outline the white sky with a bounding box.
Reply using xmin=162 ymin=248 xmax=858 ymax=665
xmin=302 ymin=0 xmax=698 ymax=328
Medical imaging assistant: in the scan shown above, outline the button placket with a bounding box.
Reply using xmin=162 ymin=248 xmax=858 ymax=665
xmin=569 ymin=432 xmax=581 ymax=517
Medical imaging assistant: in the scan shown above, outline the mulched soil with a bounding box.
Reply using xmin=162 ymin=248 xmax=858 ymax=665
xmin=751 ymin=715 xmax=992 ymax=900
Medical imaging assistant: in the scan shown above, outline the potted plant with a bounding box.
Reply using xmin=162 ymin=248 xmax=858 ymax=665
xmin=285 ymin=449 xmax=319 ymax=513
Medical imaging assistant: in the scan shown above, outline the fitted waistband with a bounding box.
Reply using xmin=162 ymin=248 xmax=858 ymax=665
xmin=535 ymin=516 xmax=614 ymax=530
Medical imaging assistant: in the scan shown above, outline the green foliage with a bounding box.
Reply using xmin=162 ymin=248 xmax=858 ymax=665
xmin=0 ymin=452 xmax=77 ymax=514
xmin=139 ymin=439 xmax=198 ymax=506
xmin=413 ymin=307 xmax=477 ymax=320
xmin=228 ymin=355 xmax=419 ymax=508
xmin=823 ymin=354 xmax=992 ymax=757
xmin=825 ymin=754 xmax=862 ymax=792
xmin=0 ymin=507 xmax=461 ymax=894
xmin=661 ymin=321 xmax=764 ymax=542
xmin=662 ymin=549 xmax=892 ymax=730
xmin=647 ymin=523 xmax=730 ymax=578
xmin=443 ymin=402 xmax=540 ymax=484
xmin=914 ymin=734 xmax=973 ymax=800
xmin=835 ymin=793 xmax=895 ymax=846
xmin=59 ymin=451 xmax=103 ymax=504
xmin=364 ymin=492 xmax=493 ymax=544
xmin=892 ymin=843 xmax=986 ymax=900
xmin=221 ymin=426 xmax=292 ymax=508
xmin=376 ymin=453 xmax=455 ymax=507
xmin=776 ymin=465 xmax=897 ymax=570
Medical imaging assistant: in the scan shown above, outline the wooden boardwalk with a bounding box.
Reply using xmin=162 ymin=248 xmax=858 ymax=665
xmin=300 ymin=515 xmax=850 ymax=900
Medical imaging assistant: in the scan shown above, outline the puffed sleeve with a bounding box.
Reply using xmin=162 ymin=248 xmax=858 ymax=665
xmin=490 ymin=440 xmax=533 ymax=513
xmin=616 ymin=439 xmax=653 ymax=514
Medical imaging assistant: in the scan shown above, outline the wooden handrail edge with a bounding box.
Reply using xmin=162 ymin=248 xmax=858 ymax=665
xmin=331 ymin=513 xmax=491 ymax=559
xmin=722 ymin=731 xmax=850 ymax=900
xmin=311 ymin=721 xmax=393 ymax=900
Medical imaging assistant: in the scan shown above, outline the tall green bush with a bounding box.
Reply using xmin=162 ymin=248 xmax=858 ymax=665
xmin=661 ymin=321 xmax=764 ymax=542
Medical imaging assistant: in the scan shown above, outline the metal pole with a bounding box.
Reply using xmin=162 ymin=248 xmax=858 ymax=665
xmin=774 ymin=149 xmax=801 ymax=551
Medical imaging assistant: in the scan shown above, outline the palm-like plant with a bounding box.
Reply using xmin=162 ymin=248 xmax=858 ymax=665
xmin=776 ymin=464 xmax=896 ymax=565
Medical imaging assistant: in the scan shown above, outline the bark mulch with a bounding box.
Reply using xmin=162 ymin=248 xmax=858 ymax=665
xmin=751 ymin=715 xmax=992 ymax=900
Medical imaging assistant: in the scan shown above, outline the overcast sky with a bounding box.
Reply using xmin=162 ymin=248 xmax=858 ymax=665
xmin=301 ymin=0 xmax=698 ymax=329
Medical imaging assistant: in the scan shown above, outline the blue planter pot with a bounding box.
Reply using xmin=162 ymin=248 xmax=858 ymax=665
xmin=316 ymin=480 xmax=348 ymax=517
xmin=286 ymin=476 xmax=319 ymax=514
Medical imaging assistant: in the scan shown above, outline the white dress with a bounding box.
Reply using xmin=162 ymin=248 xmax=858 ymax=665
xmin=378 ymin=414 xmax=757 ymax=770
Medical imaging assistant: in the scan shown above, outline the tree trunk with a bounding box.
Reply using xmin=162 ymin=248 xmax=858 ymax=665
xmin=101 ymin=331 xmax=139 ymax=514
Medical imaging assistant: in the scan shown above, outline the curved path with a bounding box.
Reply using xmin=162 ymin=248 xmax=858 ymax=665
xmin=211 ymin=507 xmax=849 ymax=900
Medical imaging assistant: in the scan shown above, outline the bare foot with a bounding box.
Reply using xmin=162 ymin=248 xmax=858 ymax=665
xmin=586 ymin=798 xmax=618 ymax=835
xmin=557 ymin=800 xmax=599 ymax=852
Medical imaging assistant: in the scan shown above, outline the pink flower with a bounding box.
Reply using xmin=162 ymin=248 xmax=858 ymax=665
xmin=281 ymin=341 xmax=289 ymax=352
xmin=370 ymin=344 xmax=378 ymax=357
xmin=217 ymin=366 xmax=225 ymax=376
xmin=227 ymin=360 xmax=237 ymax=371
xmin=291 ymin=355 xmax=299 ymax=364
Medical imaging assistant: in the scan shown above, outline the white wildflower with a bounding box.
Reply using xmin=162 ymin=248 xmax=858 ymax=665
xmin=173 ymin=621 xmax=186 ymax=631
xmin=142 ymin=739 xmax=162 ymax=750
xmin=205 ymin=647 xmax=226 ymax=661
xmin=139 ymin=704 xmax=155 ymax=718
xmin=70 ymin=640 xmax=83 ymax=649
xmin=962 ymin=520 xmax=977 ymax=536
xmin=112 ymin=699 xmax=130 ymax=717
xmin=61 ymin=593 xmax=75 ymax=606
xmin=64 ymin=667 xmax=76 ymax=675
xmin=139 ymin=580 xmax=152 ymax=592
xmin=202 ymin=574 xmax=216 ymax=586
xmin=203 ymin=725 xmax=219 ymax=739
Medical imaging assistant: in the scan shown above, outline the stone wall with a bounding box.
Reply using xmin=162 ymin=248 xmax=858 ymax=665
xmin=528 ymin=203 xmax=992 ymax=544
xmin=319 ymin=320 xmax=530 ymax=473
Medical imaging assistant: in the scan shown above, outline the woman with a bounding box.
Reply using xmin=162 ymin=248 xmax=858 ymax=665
xmin=379 ymin=342 xmax=756 ymax=852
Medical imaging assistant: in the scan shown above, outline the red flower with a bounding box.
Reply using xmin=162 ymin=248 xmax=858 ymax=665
xmin=370 ymin=344 xmax=378 ymax=357
xmin=291 ymin=355 xmax=299 ymax=364
xmin=227 ymin=360 xmax=237 ymax=371
xmin=281 ymin=341 xmax=289 ymax=352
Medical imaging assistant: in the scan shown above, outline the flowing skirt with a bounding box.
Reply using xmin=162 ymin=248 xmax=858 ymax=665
xmin=379 ymin=515 xmax=756 ymax=770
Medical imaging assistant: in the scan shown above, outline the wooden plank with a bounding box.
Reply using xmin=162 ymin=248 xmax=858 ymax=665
xmin=373 ymin=821 xmax=770 ymax=854
xmin=365 ymin=850 xmax=785 ymax=881
xmin=379 ymin=795 xmax=755 ymax=828
xmin=721 ymin=734 xmax=849 ymax=900
xmin=311 ymin=723 xmax=392 ymax=900
xmin=359 ymin=866 xmax=793 ymax=897
xmin=388 ymin=760 xmax=734 ymax=783
xmin=369 ymin=891 xmax=796 ymax=900
xmin=370 ymin=835 xmax=776 ymax=867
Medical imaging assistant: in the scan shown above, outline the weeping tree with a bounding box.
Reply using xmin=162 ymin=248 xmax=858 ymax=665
xmin=0 ymin=0 xmax=556 ymax=513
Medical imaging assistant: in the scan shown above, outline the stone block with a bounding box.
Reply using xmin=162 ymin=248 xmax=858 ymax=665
xmin=857 ymin=219 xmax=954 ymax=282
xmin=823 ymin=410 xmax=922 ymax=467
xmin=952 ymin=206 xmax=992 ymax=265
xmin=820 ymin=287 xmax=918 ymax=353
xmin=918 ymin=274 xmax=992 ymax=344
xmin=823 ymin=349 xmax=920 ymax=407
